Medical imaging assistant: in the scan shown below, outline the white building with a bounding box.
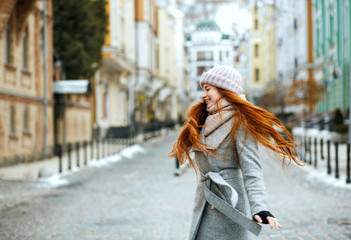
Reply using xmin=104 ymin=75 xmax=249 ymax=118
xmin=233 ymin=30 xmax=251 ymax=100
xmin=276 ymin=0 xmax=308 ymax=85
xmin=185 ymin=20 xmax=237 ymax=102
xmin=134 ymin=0 xmax=158 ymax=123
xmin=275 ymin=0 xmax=308 ymax=114
xmin=156 ymin=3 xmax=188 ymax=122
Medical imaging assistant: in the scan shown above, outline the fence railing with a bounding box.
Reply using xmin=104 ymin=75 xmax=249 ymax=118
xmin=54 ymin=121 xmax=178 ymax=174
xmin=55 ymin=137 xmax=135 ymax=173
xmin=293 ymin=131 xmax=351 ymax=184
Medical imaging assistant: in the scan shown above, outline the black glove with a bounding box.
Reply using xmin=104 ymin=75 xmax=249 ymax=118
xmin=253 ymin=211 xmax=275 ymax=224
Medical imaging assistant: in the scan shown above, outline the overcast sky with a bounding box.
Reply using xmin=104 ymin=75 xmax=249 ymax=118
xmin=215 ymin=3 xmax=252 ymax=34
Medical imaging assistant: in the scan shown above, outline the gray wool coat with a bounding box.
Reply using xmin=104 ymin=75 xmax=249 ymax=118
xmin=189 ymin=117 xmax=268 ymax=240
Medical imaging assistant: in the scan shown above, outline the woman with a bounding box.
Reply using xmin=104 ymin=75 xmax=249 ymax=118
xmin=169 ymin=65 xmax=302 ymax=240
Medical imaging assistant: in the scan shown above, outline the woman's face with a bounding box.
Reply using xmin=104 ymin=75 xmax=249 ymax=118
xmin=201 ymin=84 xmax=223 ymax=109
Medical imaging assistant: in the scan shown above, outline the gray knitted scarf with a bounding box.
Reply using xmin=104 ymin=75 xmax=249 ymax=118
xmin=203 ymin=98 xmax=235 ymax=137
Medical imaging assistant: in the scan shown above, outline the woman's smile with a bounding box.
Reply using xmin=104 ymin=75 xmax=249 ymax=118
xmin=201 ymin=83 xmax=223 ymax=109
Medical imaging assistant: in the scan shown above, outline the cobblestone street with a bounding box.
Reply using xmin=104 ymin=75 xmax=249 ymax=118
xmin=0 ymin=132 xmax=351 ymax=240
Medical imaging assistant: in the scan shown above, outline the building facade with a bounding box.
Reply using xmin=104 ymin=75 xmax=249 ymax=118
xmin=314 ymin=0 xmax=351 ymax=117
xmin=275 ymin=0 xmax=308 ymax=86
xmin=156 ymin=3 xmax=187 ymax=123
xmin=0 ymin=0 xmax=54 ymax=166
xmin=93 ymin=0 xmax=136 ymax=138
xmin=273 ymin=0 xmax=308 ymax=115
xmin=185 ymin=20 xmax=237 ymax=102
xmin=249 ymin=2 xmax=277 ymax=100
xmin=134 ymin=0 xmax=158 ymax=123
xmin=233 ymin=30 xmax=251 ymax=100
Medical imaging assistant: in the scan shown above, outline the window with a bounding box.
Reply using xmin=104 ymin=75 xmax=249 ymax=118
xmin=197 ymin=66 xmax=206 ymax=76
xmin=103 ymin=87 xmax=109 ymax=119
xmin=316 ymin=28 xmax=320 ymax=56
xmin=10 ymin=105 xmax=15 ymax=136
xmin=197 ymin=51 xmax=213 ymax=61
xmin=329 ymin=14 xmax=334 ymax=46
xmin=255 ymin=68 xmax=260 ymax=82
xmin=294 ymin=57 xmax=299 ymax=68
xmin=24 ymin=105 xmax=29 ymax=132
xmin=22 ymin=29 xmax=29 ymax=70
xmin=254 ymin=19 xmax=258 ymax=30
xmin=40 ymin=28 xmax=45 ymax=58
xmin=197 ymin=52 xmax=205 ymax=61
xmin=5 ymin=23 xmax=12 ymax=65
xmin=254 ymin=44 xmax=259 ymax=57
xmin=121 ymin=17 xmax=125 ymax=50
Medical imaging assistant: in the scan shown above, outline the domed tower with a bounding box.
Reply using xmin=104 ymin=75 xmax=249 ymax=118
xmin=185 ymin=19 xmax=236 ymax=102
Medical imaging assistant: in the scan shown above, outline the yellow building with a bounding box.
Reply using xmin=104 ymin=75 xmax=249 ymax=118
xmin=250 ymin=2 xmax=277 ymax=98
xmin=0 ymin=0 xmax=54 ymax=166
xmin=93 ymin=0 xmax=136 ymax=138
xmin=155 ymin=3 xmax=188 ymax=123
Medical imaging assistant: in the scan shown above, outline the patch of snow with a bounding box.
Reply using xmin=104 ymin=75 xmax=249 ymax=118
xmin=292 ymin=127 xmax=304 ymax=135
xmin=120 ymin=144 xmax=146 ymax=159
xmin=37 ymin=175 xmax=70 ymax=188
xmin=307 ymin=128 xmax=320 ymax=136
xmin=71 ymin=166 xmax=80 ymax=172
xmin=87 ymin=154 xmax=123 ymax=168
xmin=303 ymin=165 xmax=351 ymax=189
xmin=36 ymin=144 xmax=146 ymax=189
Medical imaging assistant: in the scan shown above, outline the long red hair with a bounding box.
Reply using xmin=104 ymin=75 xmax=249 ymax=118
xmin=169 ymin=89 xmax=302 ymax=170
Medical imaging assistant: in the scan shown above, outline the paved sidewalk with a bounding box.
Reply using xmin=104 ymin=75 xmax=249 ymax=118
xmin=0 ymin=131 xmax=350 ymax=239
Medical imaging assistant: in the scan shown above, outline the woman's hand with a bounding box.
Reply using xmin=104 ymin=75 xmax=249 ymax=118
xmin=253 ymin=211 xmax=282 ymax=229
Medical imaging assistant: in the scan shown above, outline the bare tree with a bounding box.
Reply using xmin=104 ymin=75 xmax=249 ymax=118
xmin=284 ymin=79 xmax=324 ymax=112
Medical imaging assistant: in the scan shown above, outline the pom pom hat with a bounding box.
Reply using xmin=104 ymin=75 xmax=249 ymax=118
xmin=200 ymin=65 xmax=244 ymax=96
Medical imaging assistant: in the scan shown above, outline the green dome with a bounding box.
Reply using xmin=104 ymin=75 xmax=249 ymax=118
xmin=221 ymin=34 xmax=230 ymax=40
xmin=196 ymin=20 xmax=221 ymax=31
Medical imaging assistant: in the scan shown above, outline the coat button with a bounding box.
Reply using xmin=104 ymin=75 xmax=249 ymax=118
xmin=210 ymin=205 xmax=214 ymax=210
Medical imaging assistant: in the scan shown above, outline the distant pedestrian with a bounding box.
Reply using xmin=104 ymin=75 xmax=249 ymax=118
xmin=169 ymin=65 xmax=302 ymax=240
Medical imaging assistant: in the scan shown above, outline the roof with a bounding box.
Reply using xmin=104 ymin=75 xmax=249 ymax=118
xmin=195 ymin=19 xmax=221 ymax=31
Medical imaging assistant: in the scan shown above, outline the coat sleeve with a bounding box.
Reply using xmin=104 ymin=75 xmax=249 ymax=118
xmin=235 ymin=127 xmax=268 ymax=217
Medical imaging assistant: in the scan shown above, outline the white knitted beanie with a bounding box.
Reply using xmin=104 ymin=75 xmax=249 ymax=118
xmin=200 ymin=65 xmax=244 ymax=96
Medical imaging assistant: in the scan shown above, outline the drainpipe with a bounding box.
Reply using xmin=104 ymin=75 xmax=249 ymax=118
xmin=43 ymin=0 xmax=48 ymax=158
xmin=307 ymin=0 xmax=314 ymax=112
xmin=349 ymin=64 xmax=351 ymax=143
xmin=349 ymin=0 xmax=351 ymax=143
xmin=337 ymin=0 xmax=344 ymax=110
